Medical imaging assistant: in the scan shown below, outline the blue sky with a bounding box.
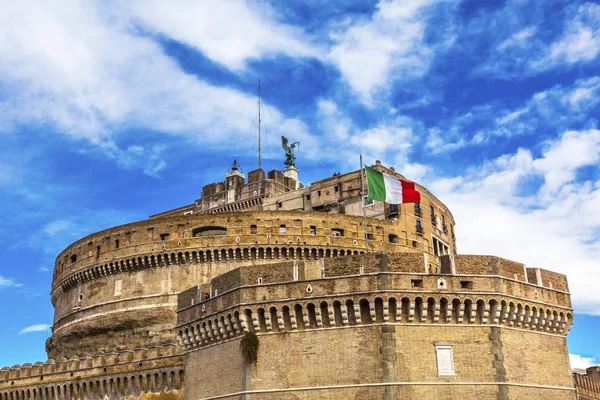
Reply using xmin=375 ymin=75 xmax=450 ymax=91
xmin=0 ymin=0 xmax=599 ymax=369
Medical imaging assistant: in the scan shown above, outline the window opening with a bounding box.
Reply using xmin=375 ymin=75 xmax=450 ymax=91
xmin=411 ymin=279 xmax=423 ymax=288
xmin=332 ymin=228 xmax=344 ymax=237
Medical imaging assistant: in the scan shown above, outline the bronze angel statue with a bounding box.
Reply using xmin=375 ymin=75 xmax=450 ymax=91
xmin=281 ymin=136 xmax=299 ymax=167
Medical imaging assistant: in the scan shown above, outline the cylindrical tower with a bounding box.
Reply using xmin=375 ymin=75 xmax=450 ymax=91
xmin=47 ymin=170 xmax=455 ymax=359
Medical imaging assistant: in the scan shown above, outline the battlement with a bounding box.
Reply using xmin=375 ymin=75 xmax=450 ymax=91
xmin=0 ymin=344 xmax=181 ymax=382
xmin=176 ymin=253 xmax=573 ymax=352
xmin=0 ymin=344 xmax=184 ymax=400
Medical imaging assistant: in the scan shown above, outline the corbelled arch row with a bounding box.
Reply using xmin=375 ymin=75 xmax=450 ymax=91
xmin=177 ymin=294 xmax=574 ymax=351
xmin=0 ymin=367 xmax=184 ymax=400
xmin=55 ymin=245 xmax=368 ymax=296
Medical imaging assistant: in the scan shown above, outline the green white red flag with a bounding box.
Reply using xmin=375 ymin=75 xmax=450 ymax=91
xmin=364 ymin=166 xmax=420 ymax=204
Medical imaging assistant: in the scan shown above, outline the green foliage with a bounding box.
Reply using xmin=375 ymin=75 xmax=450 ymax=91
xmin=240 ymin=332 xmax=259 ymax=364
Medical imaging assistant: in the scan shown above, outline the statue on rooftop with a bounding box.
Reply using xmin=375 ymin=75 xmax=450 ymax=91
xmin=281 ymin=136 xmax=299 ymax=168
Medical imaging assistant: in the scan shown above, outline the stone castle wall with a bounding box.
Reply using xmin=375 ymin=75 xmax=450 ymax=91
xmin=48 ymin=208 xmax=455 ymax=359
xmin=0 ymin=345 xmax=184 ymax=400
xmin=177 ymin=254 xmax=574 ymax=400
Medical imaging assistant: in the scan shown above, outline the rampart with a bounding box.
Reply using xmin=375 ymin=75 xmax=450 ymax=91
xmin=574 ymin=367 xmax=600 ymax=399
xmin=176 ymin=253 xmax=575 ymax=400
xmin=176 ymin=253 xmax=573 ymax=350
xmin=48 ymin=208 xmax=456 ymax=358
xmin=0 ymin=345 xmax=184 ymax=400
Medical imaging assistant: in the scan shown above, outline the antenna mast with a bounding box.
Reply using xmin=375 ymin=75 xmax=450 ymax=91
xmin=258 ymin=79 xmax=261 ymax=170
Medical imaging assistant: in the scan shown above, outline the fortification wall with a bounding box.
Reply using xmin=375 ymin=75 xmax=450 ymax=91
xmin=183 ymin=321 xmax=574 ymax=400
xmin=177 ymin=254 xmax=574 ymax=399
xmin=0 ymin=345 xmax=184 ymax=400
xmin=574 ymin=370 xmax=600 ymax=399
xmin=48 ymin=209 xmax=456 ymax=358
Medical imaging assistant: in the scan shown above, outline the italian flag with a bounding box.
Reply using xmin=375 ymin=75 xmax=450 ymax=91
xmin=364 ymin=166 xmax=420 ymax=204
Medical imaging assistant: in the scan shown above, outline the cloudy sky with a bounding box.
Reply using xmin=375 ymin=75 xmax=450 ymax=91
xmin=0 ymin=0 xmax=599 ymax=369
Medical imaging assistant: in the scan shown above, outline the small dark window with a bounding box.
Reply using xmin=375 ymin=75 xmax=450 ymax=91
xmin=412 ymin=240 xmax=418 ymax=248
xmin=95 ymin=246 xmax=100 ymax=259
xmin=460 ymin=281 xmax=473 ymax=289
xmin=114 ymin=239 xmax=119 ymax=249
xmin=317 ymin=190 xmax=321 ymax=196
xmin=388 ymin=234 xmax=400 ymax=243
xmin=306 ymin=195 xmax=311 ymax=201
xmin=250 ymin=225 xmax=257 ymax=234
xmin=367 ymin=233 xmax=374 ymax=240
xmin=332 ymin=228 xmax=344 ymax=237
xmin=70 ymin=254 xmax=77 ymax=263
xmin=411 ymin=279 xmax=423 ymax=288
xmin=279 ymin=225 xmax=286 ymax=234
xmin=160 ymin=233 xmax=170 ymax=241
xmin=416 ymin=220 xmax=423 ymax=233
xmin=334 ymin=185 xmax=339 ymax=192
xmin=310 ymin=226 xmax=316 ymax=235
xmin=278 ymin=202 xmax=283 ymax=208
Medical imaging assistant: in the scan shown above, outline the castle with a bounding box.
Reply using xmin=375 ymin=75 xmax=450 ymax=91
xmin=0 ymin=158 xmax=586 ymax=399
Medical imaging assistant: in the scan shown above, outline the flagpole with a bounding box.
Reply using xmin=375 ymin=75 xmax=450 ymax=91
xmin=359 ymin=154 xmax=369 ymax=252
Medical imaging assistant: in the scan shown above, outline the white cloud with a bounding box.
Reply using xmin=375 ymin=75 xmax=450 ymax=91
xmin=0 ymin=0 xmax=321 ymax=175
xmin=570 ymin=353 xmax=598 ymax=370
xmin=428 ymin=77 xmax=600 ymax=153
xmin=426 ymin=128 xmax=600 ymax=315
xmin=316 ymin=98 xmax=423 ymax=170
xmin=43 ymin=220 xmax=73 ymax=237
xmin=543 ymin=4 xmax=600 ymax=67
xmin=0 ymin=276 xmax=22 ymax=288
xmin=533 ymin=129 xmax=600 ymax=199
xmin=126 ymin=0 xmax=321 ymax=71
xmin=328 ymin=0 xmax=445 ymax=104
xmin=19 ymin=324 xmax=51 ymax=335
xmin=497 ymin=27 xmax=537 ymax=51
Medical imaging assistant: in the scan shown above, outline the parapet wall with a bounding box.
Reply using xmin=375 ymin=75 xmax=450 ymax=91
xmin=0 ymin=345 xmax=184 ymax=400
xmin=176 ymin=253 xmax=573 ymax=354
xmin=574 ymin=371 xmax=600 ymax=399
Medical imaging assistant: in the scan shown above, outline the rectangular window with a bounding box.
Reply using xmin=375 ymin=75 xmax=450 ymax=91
xmin=115 ymin=239 xmax=120 ymax=249
xmin=412 ymin=240 xmax=418 ymax=248
xmin=250 ymin=225 xmax=257 ymax=234
xmin=96 ymin=246 xmax=101 ymax=259
xmin=279 ymin=225 xmax=286 ymax=234
xmin=317 ymin=190 xmax=321 ymax=196
xmin=160 ymin=233 xmax=169 ymax=241
xmin=332 ymin=228 xmax=344 ymax=237
xmin=310 ymin=226 xmax=316 ymax=235
xmin=334 ymin=185 xmax=339 ymax=192
xmin=435 ymin=345 xmax=455 ymax=377
xmin=411 ymin=279 xmax=423 ymax=288
xmin=460 ymin=281 xmax=473 ymax=289
xmin=414 ymin=202 xmax=421 ymax=213
xmin=278 ymin=202 xmax=283 ymax=208
xmin=416 ymin=220 xmax=423 ymax=234
xmin=306 ymin=195 xmax=311 ymax=201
